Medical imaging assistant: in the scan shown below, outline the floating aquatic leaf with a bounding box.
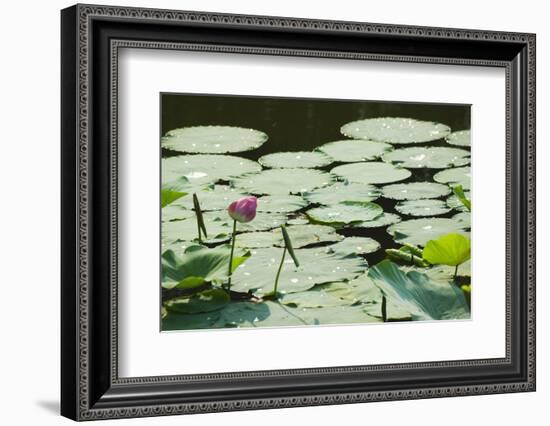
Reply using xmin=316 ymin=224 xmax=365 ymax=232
xmin=423 ymin=233 xmax=471 ymax=267
xmin=331 ymin=162 xmax=411 ymax=184
xmin=434 ymin=166 xmax=471 ymax=190
xmin=382 ymin=147 xmax=470 ymax=169
xmin=161 ymin=245 xmax=250 ymax=289
xmin=161 ymin=205 xmax=197 ymax=222
xmin=327 ymin=237 xmax=381 ymax=256
xmin=258 ymin=151 xmax=332 ymax=169
xmin=257 ymin=194 xmax=307 ymax=213
xmin=172 ymin=185 xmax=248 ymax=211
xmin=349 ymin=212 xmax=402 ymax=229
xmin=340 ymin=117 xmax=451 ymax=144
xmin=230 ymin=247 xmax=367 ymax=296
xmin=231 ymin=168 xmax=333 ymax=195
xmin=381 ymin=182 xmax=451 ymax=201
xmin=304 ymin=182 xmax=381 ymax=205
xmin=162 ymin=310 xmax=222 ymax=331
xmin=306 ymin=201 xmax=383 ymax=226
xmin=453 ymin=212 xmax=471 ymax=227
xmin=446 ymin=129 xmax=470 ymax=147
xmin=287 ymin=215 xmax=310 ymax=226
xmin=161 ymin=125 xmax=268 ymax=154
xmin=162 ymin=154 xmax=261 ymax=186
xmin=387 ymin=218 xmax=469 ymax=247
xmin=164 ymin=289 xmax=230 ymax=314
xmin=395 ymin=199 xmax=452 ymax=217
xmin=316 ymin=139 xmax=392 ymax=162
xmin=162 ymin=211 xmax=286 ymax=245
xmin=369 ymin=260 xmax=470 ymax=320
xmin=236 ymin=224 xmax=343 ymax=249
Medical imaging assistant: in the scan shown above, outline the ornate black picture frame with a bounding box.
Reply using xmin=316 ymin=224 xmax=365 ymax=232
xmin=61 ymin=4 xmax=536 ymax=421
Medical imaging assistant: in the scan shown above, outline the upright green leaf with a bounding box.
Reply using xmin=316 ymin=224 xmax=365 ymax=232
xmin=280 ymin=225 xmax=299 ymax=267
xmin=452 ymin=185 xmax=471 ymax=211
xmin=422 ymin=233 xmax=471 ymax=266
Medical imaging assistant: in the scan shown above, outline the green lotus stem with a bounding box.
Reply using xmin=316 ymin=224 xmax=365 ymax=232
xmin=381 ymin=295 xmax=387 ymax=322
xmin=227 ymin=219 xmax=237 ymax=291
xmin=453 ymin=265 xmax=459 ymax=282
xmin=196 ymin=215 xmax=202 ymax=243
xmin=193 ymin=193 xmax=207 ymax=243
xmin=273 ymin=247 xmax=287 ymax=296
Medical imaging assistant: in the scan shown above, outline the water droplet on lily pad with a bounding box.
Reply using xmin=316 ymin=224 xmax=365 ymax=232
xmin=331 ymin=162 xmax=411 ymax=184
xmin=340 ymin=117 xmax=451 ymax=144
xmin=161 ymin=125 xmax=268 ymax=153
xmin=258 ymin=151 xmax=332 ymax=168
xmin=382 ymin=147 xmax=470 ymax=169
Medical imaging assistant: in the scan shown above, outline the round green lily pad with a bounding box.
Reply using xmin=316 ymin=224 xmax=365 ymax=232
xmin=304 ymin=182 xmax=380 ymax=205
xmin=162 ymin=154 xmax=262 ymax=186
xmin=316 ymin=139 xmax=393 ymax=162
xmin=387 ymin=218 xmax=469 ymax=246
xmin=433 ymin=166 xmax=471 ymax=190
xmin=446 ymin=190 xmax=472 ymax=211
xmin=161 ymin=125 xmax=268 ymax=154
xmin=230 ymin=247 xmax=367 ymax=296
xmin=286 ymin=215 xmax=310 ymax=226
xmin=382 ymin=147 xmax=470 ymax=169
xmin=381 ymin=182 xmax=451 ymax=200
xmin=231 ymin=168 xmax=333 ymax=195
xmin=340 ymin=117 xmax=451 ymax=144
xmin=446 ymin=130 xmax=470 ymax=147
xmin=306 ymin=201 xmax=383 ymax=226
xmin=161 ymin=205 xmax=197 ymax=222
xmin=331 ymin=162 xmax=411 ymax=184
xmin=257 ymin=194 xmax=307 ymax=213
xmin=258 ymin=151 xmax=332 ymax=169
xmin=172 ymin=185 xmax=248 ymax=211
xmin=453 ymin=211 xmax=471 ymax=227
xmin=394 ymin=199 xmax=452 ymax=217
xmin=236 ymin=224 xmax=343 ymax=249
xmin=350 ymin=212 xmax=402 ymax=229
xmin=327 ymin=236 xmax=381 ymax=256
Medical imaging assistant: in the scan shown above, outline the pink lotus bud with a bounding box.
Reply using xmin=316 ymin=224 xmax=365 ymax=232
xmin=228 ymin=196 xmax=257 ymax=223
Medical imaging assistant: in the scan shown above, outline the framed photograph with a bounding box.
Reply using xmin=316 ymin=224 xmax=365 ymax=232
xmin=61 ymin=4 xmax=536 ymax=421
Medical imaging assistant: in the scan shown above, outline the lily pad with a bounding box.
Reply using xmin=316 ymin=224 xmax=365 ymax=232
xmin=395 ymin=199 xmax=452 ymax=217
xmin=423 ymin=233 xmax=471 ymax=267
xmin=453 ymin=212 xmax=471 ymax=227
xmin=327 ymin=237 xmax=381 ymax=256
xmin=340 ymin=117 xmax=451 ymax=144
xmin=236 ymin=224 xmax=343 ymax=249
xmin=172 ymin=185 xmax=248 ymax=211
xmin=164 ymin=289 xmax=230 ymax=314
xmin=433 ymin=166 xmax=471 ymax=190
xmin=446 ymin=129 xmax=470 ymax=147
xmin=382 ymin=147 xmax=470 ymax=169
xmin=258 ymin=151 xmax=332 ymax=169
xmin=162 ymin=210 xmax=287 ymax=245
xmin=162 ymin=154 xmax=262 ymax=186
xmin=257 ymin=194 xmax=307 ymax=213
xmin=161 ymin=205 xmax=197 ymax=222
xmin=230 ymin=247 xmax=368 ymax=296
xmin=316 ymin=139 xmax=392 ymax=162
xmin=381 ymin=182 xmax=451 ymax=201
xmin=387 ymin=218 xmax=469 ymax=246
xmin=349 ymin=212 xmax=402 ymax=229
xmin=231 ymin=168 xmax=333 ymax=195
xmin=161 ymin=125 xmax=268 ymax=154
xmin=304 ymin=182 xmax=380 ymax=205
xmin=331 ymin=162 xmax=411 ymax=184
xmin=287 ymin=215 xmax=310 ymax=226
xmin=306 ymin=201 xmax=383 ymax=226
xmin=369 ymin=260 xmax=470 ymax=321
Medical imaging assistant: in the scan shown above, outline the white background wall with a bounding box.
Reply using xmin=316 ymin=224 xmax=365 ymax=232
xmin=0 ymin=0 xmax=546 ymax=424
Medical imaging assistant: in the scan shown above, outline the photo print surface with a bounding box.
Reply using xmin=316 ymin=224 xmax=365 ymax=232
xmin=160 ymin=93 xmax=471 ymax=332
